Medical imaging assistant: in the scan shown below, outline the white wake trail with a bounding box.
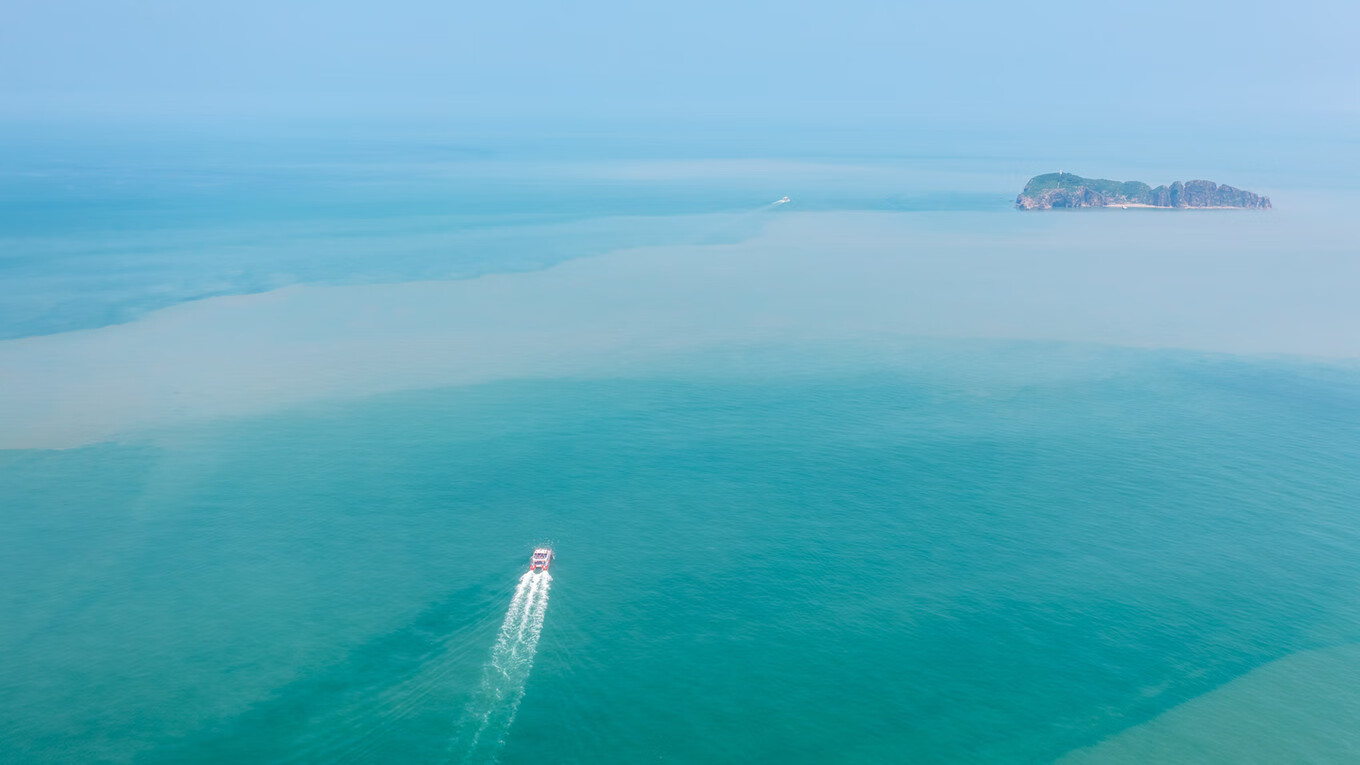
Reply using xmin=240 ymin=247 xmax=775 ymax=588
xmin=458 ymin=570 xmax=553 ymax=762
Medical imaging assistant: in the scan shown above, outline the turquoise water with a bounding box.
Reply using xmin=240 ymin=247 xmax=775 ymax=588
xmin=3 ymin=342 xmax=1359 ymax=762
xmin=9 ymin=125 xmax=1348 ymax=341
xmin=0 ymin=128 xmax=1009 ymax=339
xmin=3 ymin=129 xmax=1360 ymax=762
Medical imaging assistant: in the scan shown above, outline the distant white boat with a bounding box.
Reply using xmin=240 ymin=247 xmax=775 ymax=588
xmin=773 ymin=196 xmax=791 ymax=205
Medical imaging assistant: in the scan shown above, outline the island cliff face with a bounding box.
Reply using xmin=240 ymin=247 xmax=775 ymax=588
xmin=1016 ymin=173 xmax=1271 ymax=210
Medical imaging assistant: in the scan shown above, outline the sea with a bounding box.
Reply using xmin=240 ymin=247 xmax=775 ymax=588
xmin=2 ymin=123 xmax=1358 ymax=763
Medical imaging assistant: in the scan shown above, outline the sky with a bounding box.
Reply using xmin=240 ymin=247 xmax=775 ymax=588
xmin=2 ymin=0 xmax=1356 ymax=130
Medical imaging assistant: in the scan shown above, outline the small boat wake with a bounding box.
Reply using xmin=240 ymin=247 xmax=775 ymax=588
xmin=456 ymin=567 xmax=553 ymax=762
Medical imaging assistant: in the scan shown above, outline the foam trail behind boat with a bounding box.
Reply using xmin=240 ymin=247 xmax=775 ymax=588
xmin=457 ymin=570 xmax=552 ymax=762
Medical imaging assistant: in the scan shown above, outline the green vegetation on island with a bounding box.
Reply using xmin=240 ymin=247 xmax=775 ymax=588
xmin=1016 ymin=172 xmax=1271 ymax=210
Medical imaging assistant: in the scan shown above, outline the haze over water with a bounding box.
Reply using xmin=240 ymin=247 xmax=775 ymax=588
xmin=2 ymin=127 xmax=1359 ymax=763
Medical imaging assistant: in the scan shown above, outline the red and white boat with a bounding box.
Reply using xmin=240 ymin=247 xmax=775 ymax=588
xmin=529 ymin=548 xmax=553 ymax=572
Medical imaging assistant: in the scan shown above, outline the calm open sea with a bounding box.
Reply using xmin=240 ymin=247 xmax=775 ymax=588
xmin=2 ymin=129 xmax=1358 ymax=762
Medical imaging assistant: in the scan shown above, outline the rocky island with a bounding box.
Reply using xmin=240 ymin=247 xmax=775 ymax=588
xmin=1016 ymin=172 xmax=1271 ymax=210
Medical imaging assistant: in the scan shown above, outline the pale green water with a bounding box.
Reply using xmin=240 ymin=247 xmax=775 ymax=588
xmin=1061 ymin=644 xmax=1360 ymax=764
xmin=3 ymin=342 xmax=1359 ymax=762
xmin=3 ymin=132 xmax=1360 ymax=762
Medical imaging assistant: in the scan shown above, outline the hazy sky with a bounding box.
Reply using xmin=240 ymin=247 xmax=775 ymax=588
xmin=2 ymin=0 xmax=1356 ymax=127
